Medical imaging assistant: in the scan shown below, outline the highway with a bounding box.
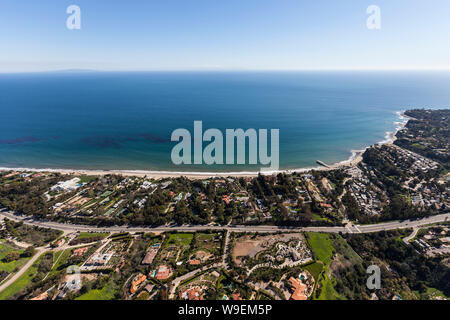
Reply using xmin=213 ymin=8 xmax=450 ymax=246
xmin=1 ymin=209 xmax=449 ymax=235
xmin=0 ymin=209 xmax=449 ymax=297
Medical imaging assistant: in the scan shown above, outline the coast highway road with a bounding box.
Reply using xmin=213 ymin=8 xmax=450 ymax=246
xmin=1 ymin=209 xmax=449 ymax=234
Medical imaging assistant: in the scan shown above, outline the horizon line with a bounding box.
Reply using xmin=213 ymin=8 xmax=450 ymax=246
xmin=1 ymin=68 xmax=450 ymax=74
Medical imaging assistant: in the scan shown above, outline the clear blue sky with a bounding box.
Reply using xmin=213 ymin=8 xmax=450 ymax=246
xmin=1 ymin=0 xmax=449 ymax=72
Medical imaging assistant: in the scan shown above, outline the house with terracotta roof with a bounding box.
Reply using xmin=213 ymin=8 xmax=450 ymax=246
xmin=289 ymin=276 xmax=308 ymax=300
xmin=189 ymin=259 xmax=201 ymax=266
xmin=73 ymin=247 xmax=88 ymax=257
xmin=5 ymin=171 xmax=19 ymax=178
xmin=130 ymin=273 xmax=147 ymax=294
xmin=31 ymin=291 xmax=49 ymax=300
xmin=232 ymin=293 xmax=243 ymax=300
xmin=154 ymin=265 xmax=171 ymax=280
xmin=222 ymin=195 xmax=231 ymax=205
xmin=179 ymin=287 xmax=203 ymax=300
xmin=32 ymin=172 xmax=44 ymax=179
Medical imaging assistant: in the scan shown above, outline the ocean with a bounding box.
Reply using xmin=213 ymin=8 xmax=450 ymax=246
xmin=0 ymin=71 xmax=449 ymax=173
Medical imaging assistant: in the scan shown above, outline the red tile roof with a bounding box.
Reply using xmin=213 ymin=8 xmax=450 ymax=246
xmin=189 ymin=259 xmax=201 ymax=265
xmin=130 ymin=274 xmax=147 ymax=294
xmin=289 ymin=277 xmax=308 ymax=300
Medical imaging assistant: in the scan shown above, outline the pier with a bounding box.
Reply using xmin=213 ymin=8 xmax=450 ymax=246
xmin=316 ymin=160 xmax=330 ymax=168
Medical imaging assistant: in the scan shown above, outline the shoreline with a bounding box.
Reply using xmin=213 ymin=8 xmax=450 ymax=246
xmin=0 ymin=111 xmax=409 ymax=179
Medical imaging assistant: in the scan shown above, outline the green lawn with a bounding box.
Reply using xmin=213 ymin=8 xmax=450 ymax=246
xmin=193 ymin=232 xmax=222 ymax=255
xmin=411 ymin=143 xmax=426 ymax=150
xmin=134 ymin=291 xmax=149 ymax=300
xmin=100 ymin=191 xmax=112 ymax=198
xmin=303 ymin=261 xmax=323 ymax=282
xmin=316 ymin=274 xmax=342 ymax=300
xmin=51 ymin=249 xmax=72 ymax=272
xmin=305 ymin=233 xmax=343 ymax=300
xmin=196 ymin=233 xmax=215 ymax=241
xmin=75 ymin=282 xmax=117 ymax=300
xmin=167 ymin=233 xmax=194 ymax=246
xmin=0 ymin=243 xmax=29 ymax=274
xmin=77 ymin=175 xmax=97 ymax=184
xmin=312 ymin=214 xmax=327 ymax=222
xmin=331 ymin=235 xmax=362 ymax=264
xmin=305 ymin=233 xmax=334 ymax=265
xmin=0 ymin=253 xmax=43 ymax=300
xmin=416 ymin=287 xmax=449 ymax=300
xmin=76 ymin=232 xmax=108 ymax=240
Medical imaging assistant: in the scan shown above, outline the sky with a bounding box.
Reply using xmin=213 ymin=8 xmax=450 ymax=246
xmin=1 ymin=0 xmax=450 ymax=72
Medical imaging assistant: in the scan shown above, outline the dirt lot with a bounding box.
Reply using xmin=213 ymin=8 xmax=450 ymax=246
xmin=194 ymin=250 xmax=213 ymax=262
xmin=232 ymin=233 xmax=304 ymax=265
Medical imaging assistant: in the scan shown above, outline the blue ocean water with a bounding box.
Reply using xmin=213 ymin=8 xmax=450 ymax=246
xmin=0 ymin=71 xmax=449 ymax=172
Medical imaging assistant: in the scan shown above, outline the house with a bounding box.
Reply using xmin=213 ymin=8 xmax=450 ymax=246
xmin=130 ymin=273 xmax=147 ymax=294
xmin=84 ymin=252 xmax=113 ymax=266
xmin=232 ymin=293 xmax=243 ymax=300
xmin=154 ymin=265 xmax=171 ymax=280
xmin=189 ymin=259 xmax=201 ymax=266
xmin=30 ymin=291 xmax=49 ymax=300
xmin=289 ymin=277 xmax=308 ymax=300
xmin=141 ymin=181 xmax=152 ymax=189
xmin=50 ymin=178 xmax=82 ymax=193
xmin=73 ymin=247 xmax=88 ymax=257
xmin=5 ymin=171 xmax=19 ymax=178
xmin=179 ymin=287 xmax=203 ymax=300
xmin=222 ymin=195 xmax=231 ymax=205
xmin=319 ymin=203 xmax=332 ymax=209
xmin=174 ymin=193 xmax=183 ymax=202
xmin=392 ymin=294 xmax=402 ymax=300
xmin=161 ymin=181 xmax=172 ymax=189
xmin=141 ymin=243 xmax=161 ymax=265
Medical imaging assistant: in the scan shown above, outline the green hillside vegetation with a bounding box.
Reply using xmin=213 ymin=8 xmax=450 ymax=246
xmin=3 ymin=220 xmax=62 ymax=246
xmin=0 ymin=253 xmax=48 ymax=300
xmin=0 ymin=242 xmax=29 ymax=274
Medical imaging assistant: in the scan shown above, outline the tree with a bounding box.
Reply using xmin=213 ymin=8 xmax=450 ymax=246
xmin=3 ymin=251 xmax=20 ymax=263
xmin=22 ymin=246 xmax=36 ymax=258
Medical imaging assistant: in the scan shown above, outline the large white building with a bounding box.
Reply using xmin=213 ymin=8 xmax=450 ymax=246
xmin=50 ymin=177 xmax=82 ymax=193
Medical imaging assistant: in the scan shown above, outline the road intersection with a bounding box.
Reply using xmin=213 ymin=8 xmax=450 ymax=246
xmin=1 ymin=208 xmax=448 ymax=297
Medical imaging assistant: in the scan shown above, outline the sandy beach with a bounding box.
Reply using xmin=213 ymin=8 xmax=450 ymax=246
xmin=0 ymin=167 xmax=261 ymax=179
xmin=0 ymin=150 xmax=375 ymax=179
